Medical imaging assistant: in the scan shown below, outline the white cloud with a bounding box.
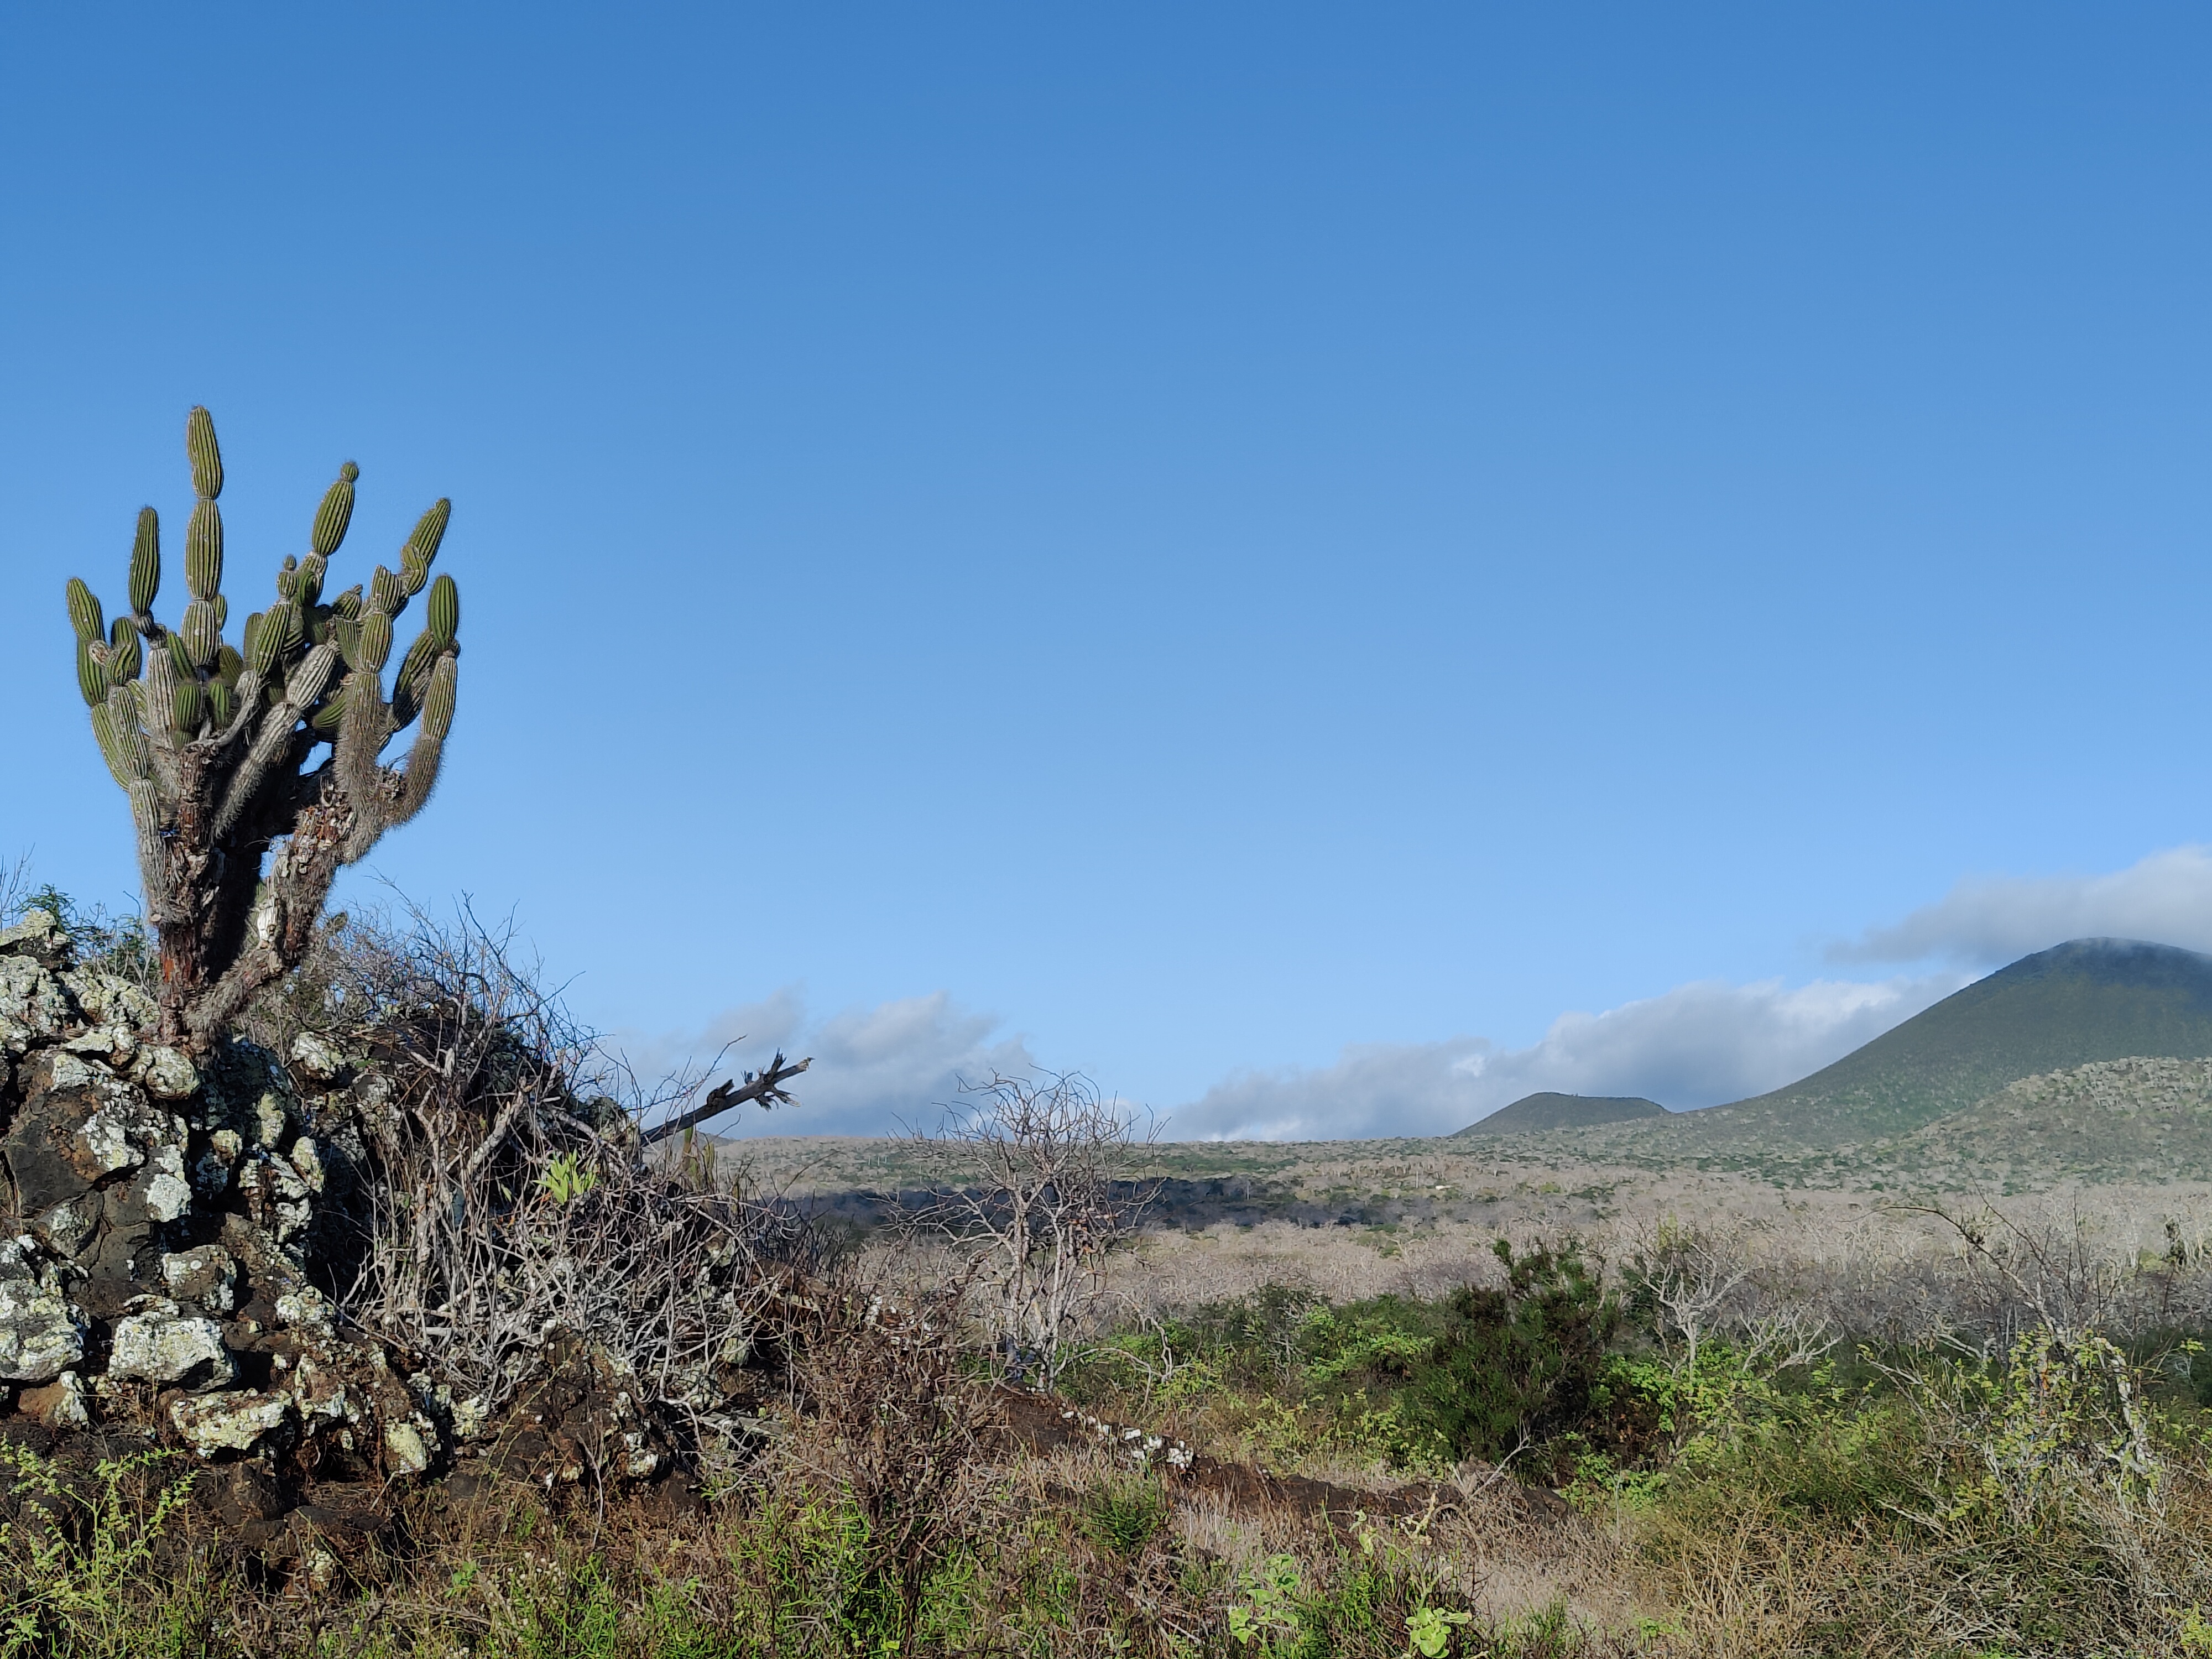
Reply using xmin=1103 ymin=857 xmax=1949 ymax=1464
xmin=612 ymin=989 xmax=1037 ymax=1139
xmin=1169 ymin=972 xmax=1965 ymax=1141
xmin=1834 ymin=844 xmax=2212 ymax=965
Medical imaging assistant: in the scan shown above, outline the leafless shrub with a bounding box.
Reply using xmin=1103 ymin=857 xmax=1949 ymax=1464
xmin=1890 ymin=1193 xmax=2212 ymax=1352
xmin=782 ymin=1261 xmax=1003 ymax=1657
xmin=1626 ymin=1217 xmax=1834 ymax=1411
xmin=0 ymin=851 xmax=33 ymax=924
xmin=902 ymin=1070 xmax=1159 ymax=1387
xmin=300 ymin=904 xmax=820 ymax=1425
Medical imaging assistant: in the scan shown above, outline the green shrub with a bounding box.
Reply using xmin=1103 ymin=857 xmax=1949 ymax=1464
xmin=1403 ymin=1239 xmax=1627 ymax=1480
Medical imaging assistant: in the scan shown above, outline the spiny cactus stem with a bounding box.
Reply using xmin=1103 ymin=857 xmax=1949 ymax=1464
xmin=392 ymin=719 xmax=446 ymax=823
xmin=209 ymin=645 xmax=340 ymax=842
xmin=201 ymin=669 xmax=267 ymax=759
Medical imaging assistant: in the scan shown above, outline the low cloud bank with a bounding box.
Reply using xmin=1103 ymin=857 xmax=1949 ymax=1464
xmin=612 ymin=844 xmax=2212 ymax=1143
xmin=1835 ymin=844 xmax=2212 ymax=966
xmin=613 ymin=989 xmax=1036 ymax=1139
xmin=623 ymin=971 xmax=1968 ymax=1144
xmin=1171 ymin=972 xmax=1966 ymax=1142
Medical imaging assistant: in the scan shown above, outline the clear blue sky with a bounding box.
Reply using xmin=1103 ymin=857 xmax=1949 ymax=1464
xmin=7 ymin=6 xmax=2212 ymax=1136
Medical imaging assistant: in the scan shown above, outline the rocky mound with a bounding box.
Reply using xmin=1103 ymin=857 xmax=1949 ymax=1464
xmin=0 ymin=905 xmax=794 ymax=1553
xmin=0 ymin=907 xmax=447 ymax=1475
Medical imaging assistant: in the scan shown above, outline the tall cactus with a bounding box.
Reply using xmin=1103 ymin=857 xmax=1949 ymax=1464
xmin=66 ymin=408 xmax=464 ymax=1051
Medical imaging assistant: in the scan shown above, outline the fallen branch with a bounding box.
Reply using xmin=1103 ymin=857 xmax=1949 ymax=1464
xmin=643 ymin=1055 xmax=812 ymax=1145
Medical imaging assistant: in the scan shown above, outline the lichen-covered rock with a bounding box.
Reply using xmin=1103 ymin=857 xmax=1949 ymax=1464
xmin=0 ymin=1240 xmax=84 ymax=1383
xmin=133 ymin=1045 xmax=199 ymax=1100
xmin=109 ymin=1299 xmax=234 ymax=1389
xmin=194 ymin=1041 xmax=298 ymax=1153
xmin=284 ymin=1353 xmax=357 ymax=1425
xmin=6 ymin=1052 xmax=186 ymax=1211
xmin=7 ymin=1052 xmax=199 ymax=1318
xmin=0 ymin=909 xmax=70 ymax=966
xmin=237 ymin=1153 xmax=315 ymax=1249
xmin=384 ymin=1418 xmax=435 ymax=1475
xmin=288 ymin=1136 xmax=327 ymax=1195
xmin=288 ymin=1031 xmax=348 ymax=1084
xmin=18 ymin=1370 xmax=91 ymax=1428
xmin=126 ymin=1144 xmax=195 ymax=1224
xmin=160 ymin=1245 xmax=238 ymax=1313
xmin=194 ymin=1127 xmax=242 ymax=1196
xmin=0 ymin=954 xmax=76 ymax=1051
xmin=59 ymin=969 xmax=158 ymax=1034
xmin=274 ymin=1284 xmax=336 ymax=1335
xmin=29 ymin=1192 xmax=100 ymax=1259
xmin=171 ymin=1387 xmax=292 ymax=1456
xmin=62 ymin=1022 xmax=139 ymax=1068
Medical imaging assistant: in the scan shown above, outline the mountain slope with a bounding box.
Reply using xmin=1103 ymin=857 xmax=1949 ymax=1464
xmin=1887 ymin=1055 xmax=2212 ymax=1185
xmin=1678 ymin=938 xmax=2212 ymax=1146
xmin=1453 ymin=1092 xmax=1667 ymax=1136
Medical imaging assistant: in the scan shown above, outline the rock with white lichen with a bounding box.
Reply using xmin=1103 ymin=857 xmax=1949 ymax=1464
xmin=108 ymin=1298 xmax=236 ymax=1389
xmin=170 ymin=1387 xmax=293 ymax=1455
xmin=0 ymin=1238 xmax=84 ymax=1382
xmin=0 ymin=921 xmax=431 ymax=1470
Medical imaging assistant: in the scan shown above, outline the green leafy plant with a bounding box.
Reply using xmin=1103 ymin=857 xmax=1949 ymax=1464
xmin=1225 ymin=1553 xmax=1302 ymax=1651
xmin=540 ymin=1151 xmax=600 ymax=1206
xmin=1082 ymin=1471 xmax=1167 ymax=1559
xmin=0 ymin=1445 xmax=202 ymax=1659
xmin=1402 ymin=1604 xmax=1473 ymax=1657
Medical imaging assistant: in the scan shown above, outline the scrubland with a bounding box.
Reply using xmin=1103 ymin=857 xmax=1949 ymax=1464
xmin=13 ymin=1166 xmax=2212 ymax=1656
xmin=9 ymin=902 xmax=2212 ymax=1657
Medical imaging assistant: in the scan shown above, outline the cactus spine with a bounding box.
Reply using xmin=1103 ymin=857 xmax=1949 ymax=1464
xmin=62 ymin=406 xmax=466 ymax=1051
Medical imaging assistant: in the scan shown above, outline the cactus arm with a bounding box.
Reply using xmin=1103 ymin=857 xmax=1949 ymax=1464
xmin=392 ymin=654 xmax=457 ymax=822
xmin=210 ymin=642 xmax=341 ymax=841
xmin=390 ymin=726 xmax=446 ymax=824
xmin=342 ymin=654 xmax=454 ymax=860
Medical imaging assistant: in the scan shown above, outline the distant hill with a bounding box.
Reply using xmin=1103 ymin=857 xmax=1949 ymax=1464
xmin=1453 ymin=1092 xmax=1668 ymax=1136
xmin=1676 ymin=938 xmax=2212 ymax=1147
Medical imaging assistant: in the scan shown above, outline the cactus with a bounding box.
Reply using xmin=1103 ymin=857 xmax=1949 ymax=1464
xmin=62 ymin=406 xmax=465 ymax=1052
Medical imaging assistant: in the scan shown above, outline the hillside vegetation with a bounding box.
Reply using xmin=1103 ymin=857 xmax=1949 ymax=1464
xmin=1453 ymin=1093 xmax=1669 ymax=1136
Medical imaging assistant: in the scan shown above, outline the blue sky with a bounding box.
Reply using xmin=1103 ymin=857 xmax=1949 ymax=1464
xmin=7 ymin=6 xmax=2212 ymax=1138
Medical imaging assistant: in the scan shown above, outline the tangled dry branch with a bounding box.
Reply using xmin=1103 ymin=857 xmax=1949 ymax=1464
xmin=292 ymin=906 xmax=821 ymax=1423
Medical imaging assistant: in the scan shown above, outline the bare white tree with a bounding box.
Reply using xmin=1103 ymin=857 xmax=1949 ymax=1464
xmin=1905 ymin=1195 xmax=2140 ymax=1347
xmin=902 ymin=1071 xmax=1157 ymax=1389
xmin=1627 ymin=1215 xmax=1834 ymax=1445
xmin=1629 ymin=1215 xmax=1755 ymax=1385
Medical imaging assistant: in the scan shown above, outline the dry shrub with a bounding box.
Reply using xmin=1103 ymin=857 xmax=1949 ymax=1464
xmin=269 ymin=903 xmax=822 ymax=1427
xmin=902 ymin=1070 xmax=1160 ymax=1388
xmin=1631 ymin=1332 xmax=2212 ymax=1658
xmin=782 ymin=1262 xmax=1004 ymax=1656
